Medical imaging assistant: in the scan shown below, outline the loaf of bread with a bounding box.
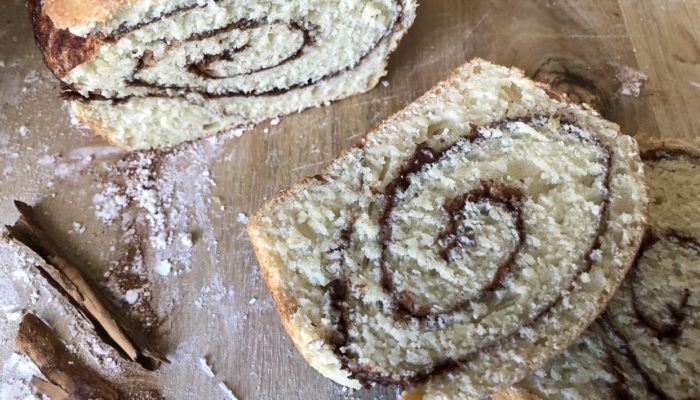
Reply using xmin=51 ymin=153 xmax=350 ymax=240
xmin=27 ymin=0 xmax=416 ymax=150
xmin=496 ymin=134 xmax=699 ymax=400
xmin=247 ymin=59 xmax=648 ymax=399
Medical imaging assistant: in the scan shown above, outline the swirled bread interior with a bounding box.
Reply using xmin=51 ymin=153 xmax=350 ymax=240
xmin=497 ymin=135 xmax=699 ymax=400
xmin=247 ymin=59 xmax=647 ymax=399
xmin=28 ymin=0 xmax=416 ymax=150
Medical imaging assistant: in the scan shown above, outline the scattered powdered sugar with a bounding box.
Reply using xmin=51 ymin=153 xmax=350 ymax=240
xmin=218 ymin=382 xmax=239 ymax=400
xmin=124 ymin=289 xmax=139 ymax=304
xmin=179 ymin=232 xmax=193 ymax=248
xmin=3 ymin=353 xmax=41 ymax=378
xmin=236 ymin=213 xmax=249 ymax=225
xmin=66 ymin=103 xmax=91 ymax=131
xmin=0 ymin=123 xmax=243 ymax=397
xmin=198 ymin=354 xmax=242 ymax=399
xmin=0 ymin=353 xmax=44 ymax=399
xmin=613 ymin=63 xmax=648 ymax=97
xmin=199 ymin=357 xmax=216 ymax=378
xmin=269 ymin=117 xmax=280 ymax=126
xmin=93 ymin=183 xmax=128 ymax=223
xmin=72 ymin=221 xmax=86 ymax=234
xmin=195 ymin=274 xmax=232 ymax=309
xmin=154 ymin=259 xmax=172 ymax=276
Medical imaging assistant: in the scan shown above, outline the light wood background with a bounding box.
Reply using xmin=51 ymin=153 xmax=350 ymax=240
xmin=0 ymin=0 xmax=698 ymax=399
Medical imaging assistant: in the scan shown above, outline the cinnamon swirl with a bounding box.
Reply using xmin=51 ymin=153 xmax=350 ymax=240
xmin=497 ymin=134 xmax=699 ymax=400
xmin=247 ymin=59 xmax=647 ymax=399
xmin=27 ymin=0 xmax=416 ymax=150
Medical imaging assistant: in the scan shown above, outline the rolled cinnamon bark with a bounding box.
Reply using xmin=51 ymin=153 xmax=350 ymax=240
xmin=15 ymin=313 xmax=119 ymax=400
xmin=5 ymin=200 xmax=168 ymax=370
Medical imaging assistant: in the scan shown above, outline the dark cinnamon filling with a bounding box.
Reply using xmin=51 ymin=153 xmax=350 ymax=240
xmin=387 ymin=181 xmax=525 ymax=319
xmin=28 ymin=0 xmax=405 ymax=102
xmin=640 ymin=148 xmax=698 ymax=162
xmin=186 ymin=21 xmax=311 ymax=80
xmin=630 ymin=234 xmax=694 ymax=341
xmin=329 ymin=117 xmax=614 ymax=388
xmin=602 ymin=230 xmax=698 ymax=400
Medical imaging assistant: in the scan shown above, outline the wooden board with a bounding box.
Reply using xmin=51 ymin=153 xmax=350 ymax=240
xmin=1 ymin=0 xmax=699 ymax=399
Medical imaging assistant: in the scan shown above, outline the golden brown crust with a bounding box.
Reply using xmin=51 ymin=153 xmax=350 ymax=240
xmin=43 ymin=0 xmax=131 ymax=31
xmin=70 ymin=103 xmax=130 ymax=150
xmin=634 ymin=133 xmax=700 ymax=157
xmin=490 ymin=388 xmax=534 ymax=400
xmin=25 ymin=0 xmax=103 ymax=78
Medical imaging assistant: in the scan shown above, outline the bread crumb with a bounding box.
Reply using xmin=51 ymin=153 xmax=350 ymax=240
xmin=270 ymin=117 xmax=280 ymax=126
xmin=237 ymin=213 xmax=249 ymax=224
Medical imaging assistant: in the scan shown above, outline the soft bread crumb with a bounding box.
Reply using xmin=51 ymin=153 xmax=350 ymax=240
xmin=247 ymin=59 xmax=647 ymax=399
xmin=501 ymin=135 xmax=699 ymax=400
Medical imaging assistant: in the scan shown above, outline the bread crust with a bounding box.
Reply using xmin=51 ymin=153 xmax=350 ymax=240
xmin=43 ymin=0 xmax=132 ymax=31
xmin=25 ymin=0 xmax=103 ymax=78
xmin=247 ymin=58 xmax=649 ymax=398
xmin=634 ymin=133 xmax=700 ymax=156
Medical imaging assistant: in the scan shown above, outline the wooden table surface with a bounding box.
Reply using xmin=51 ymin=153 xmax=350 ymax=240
xmin=1 ymin=0 xmax=698 ymax=399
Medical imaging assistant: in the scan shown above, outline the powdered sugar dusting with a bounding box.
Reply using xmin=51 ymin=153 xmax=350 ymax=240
xmin=0 ymin=352 xmax=43 ymax=399
xmin=154 ymin=259 xmax=172 ymax=276
xmin=218 ymin=382 xmax=239 ymax=400
xmin=0 ymin=239 xmax=126 ymax=397
xmin=613 ymin=63 xmax=648 ymax=97
xmin=199 ymin=357 xmax=216 ymax=378
xmin=0 ymin=125 xmax=244 ymax=397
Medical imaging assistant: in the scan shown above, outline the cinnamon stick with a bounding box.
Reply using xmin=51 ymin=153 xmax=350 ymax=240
xmin=5 ymin=200 xmax=168 ymax=370
xmin=15 ymin=313 xmax=119 ymax=400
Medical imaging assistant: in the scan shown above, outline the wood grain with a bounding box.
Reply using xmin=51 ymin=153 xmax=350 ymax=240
xmin=0 ymin=0 xmax=698 ymax=399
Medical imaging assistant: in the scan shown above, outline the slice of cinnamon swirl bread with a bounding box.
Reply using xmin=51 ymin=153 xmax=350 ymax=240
xmin=247 ymin=59 xmax=648 ymax=399
xmin=27 ymin=0 xmax=416 ymax=150
xmin=495 ymin=135 xmax=699 ymax=400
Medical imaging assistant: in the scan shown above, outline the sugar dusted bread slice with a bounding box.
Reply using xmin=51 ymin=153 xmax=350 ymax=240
xmin=246 ymin=59 xmax=647 ymax=399
xmin=27 ymin=0 xmax=416 ymax=150
xmin=496 ymin=134 xmax=700 ymax=400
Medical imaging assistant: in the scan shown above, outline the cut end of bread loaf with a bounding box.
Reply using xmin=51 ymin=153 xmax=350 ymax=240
xmin=247 ymin=59 xmax=648 ymax=399
xmin=28 ymin=0 xmax=418 ymax=150
xmin=499 ymin=134 xmax=699 ymax=400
